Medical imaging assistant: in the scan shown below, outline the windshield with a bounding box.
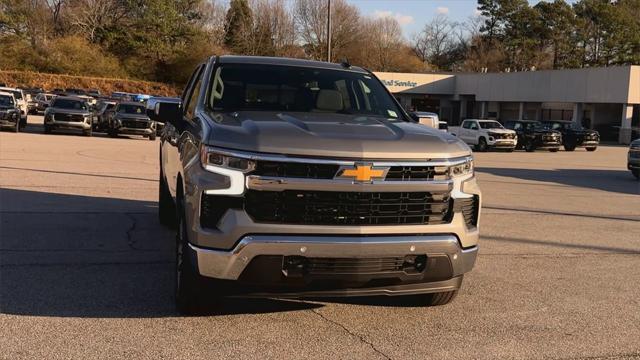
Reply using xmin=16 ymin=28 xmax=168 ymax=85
xmin=521 ymin=122 xmax=544 ymax=131
xmin=52 ymin=99 xmax=88 ymax=110
xmin=208 ymin=64 xmax=405 ymax=120
xmin=118 ymin=104 xmax=145 ymax=114
xmin=479 ymin=121 xmax=504 ymax=129
xmin=0 ymin=96 xmax=14 ymax=107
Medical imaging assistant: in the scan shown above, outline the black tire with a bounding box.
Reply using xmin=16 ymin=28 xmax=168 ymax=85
xmin=563 ymin=143 xmax=576 ymax=151
xmin=549 ymin=148 xmax=559 ymax=152
xmin=525 ymin=141 xmax=536 ymax=152
xmin=158 ymin=169 xmax=176 ymax=228
xmin=632 ymin=170 xmax=640 ymax=180
xmin=149 ymin=133 xmax=156 ymax=141
xmin=84 ymin=128 xmax=92 ymax=137
xmin=506 ymin=148 xmax=515 ymax=153
xmin=476 ymin=138 xmax=488 ymax=152
xmin=13 ymin=122 xmax=19 ymax=133
xmin=108 ymin=129 xmax=117 ymax=138
xmin=175 ymin=195 xmax=220 ymax=315
xmin=44 ymin=125 xmax=51 ymax=134
xmin=586 ymin=147 xmax=597 ymax=152
xmin=404 ymin=289 xmax=459 ymax=307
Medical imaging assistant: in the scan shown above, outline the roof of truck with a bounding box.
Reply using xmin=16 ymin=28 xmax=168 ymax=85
xmin=217 ymin=55 xmax=369 ymax=73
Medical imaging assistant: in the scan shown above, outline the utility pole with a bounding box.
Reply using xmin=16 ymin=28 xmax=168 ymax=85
xmin=327 ymin=0 xmax=332 ymax=62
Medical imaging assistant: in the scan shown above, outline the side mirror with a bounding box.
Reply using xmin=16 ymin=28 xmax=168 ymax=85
xmin=147 ymin=97 xmax=181 ymax=125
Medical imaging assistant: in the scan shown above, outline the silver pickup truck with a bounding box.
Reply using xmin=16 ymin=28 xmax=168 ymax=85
xmin=149 ymin=56 xmax=481 ymax=314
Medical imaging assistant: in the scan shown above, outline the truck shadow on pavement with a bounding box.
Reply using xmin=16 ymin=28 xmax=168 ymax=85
xmin=0 ymin=188 xmax=322 ymax=318
xmin=477 ymin=167 xmax=640 ymax=195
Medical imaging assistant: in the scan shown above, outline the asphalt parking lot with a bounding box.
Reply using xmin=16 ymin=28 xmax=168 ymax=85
xmin=1 ymin=115 xmax=639 ymax=360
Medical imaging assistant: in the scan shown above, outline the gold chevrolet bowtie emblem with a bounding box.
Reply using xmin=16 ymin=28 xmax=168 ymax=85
xmin=338 ymin=164 xmax=388 ymax=182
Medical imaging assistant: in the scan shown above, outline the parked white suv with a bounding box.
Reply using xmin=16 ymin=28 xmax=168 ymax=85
xmin=0 ymin=87 xmax=27 ymax=126
xmin=450 ymin=119 xmax=517 ymax=152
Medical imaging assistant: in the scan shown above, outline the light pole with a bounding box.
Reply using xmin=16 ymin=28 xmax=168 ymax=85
xmin=327 ymin=0 xmax=332 ymax=62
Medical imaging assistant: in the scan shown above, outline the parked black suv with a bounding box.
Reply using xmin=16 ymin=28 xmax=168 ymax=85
xmin=0 ymin=92 xmax=22 ymax=132
xmin=504 ymin=120 xmax=562 ymax=152
xmin=107 ymin=102 xmax=156 ymax=140
xmin=541 ymin=120 xmax=599 ymax=151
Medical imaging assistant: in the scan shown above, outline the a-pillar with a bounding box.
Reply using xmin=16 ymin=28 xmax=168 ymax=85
xmin=619 ymin=104 xmax=633 ymax=144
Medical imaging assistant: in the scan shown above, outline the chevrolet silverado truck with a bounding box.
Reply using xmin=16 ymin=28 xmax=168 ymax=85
xmin=541 ymin=120 xmax=599 ymax=151
xmin=0 ymin=91 xmax=21 ymax=132
xmin=149 ymin=56 xmax=481 ymax=314
xmin=450 ymin=119 xmax=517 ymax=152
xmin=107 ymin=102 xmax=156 ymax=140
xmin=504 ymin=120 xmax=562 ymax=152
xmin=44 ymin=96 xmax=95 ymax=136
xmin=629 ymin=139 xmax=640 ymax=180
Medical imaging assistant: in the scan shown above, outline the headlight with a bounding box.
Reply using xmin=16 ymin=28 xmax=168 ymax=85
xmin=449 ymin=158 xmax=473 ymax=178
xmin=200 ymin=145 xmax=256 ymax=173
xmin=200 ymin=145 xmax=255 ymax=196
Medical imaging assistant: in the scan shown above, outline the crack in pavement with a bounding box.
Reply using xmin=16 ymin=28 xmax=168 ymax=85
xmin=311 ymin=308 xmax=392 ymax=360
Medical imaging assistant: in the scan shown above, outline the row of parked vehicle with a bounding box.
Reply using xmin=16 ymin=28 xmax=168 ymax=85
xmin=448 ymin=118 xmax=600 ymax=152
xmin=0 ymin=86 xmax=167 ymax=140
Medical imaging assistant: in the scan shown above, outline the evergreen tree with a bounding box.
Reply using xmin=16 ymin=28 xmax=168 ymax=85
xmin=224 ymin=0 xmax=253 ymax=54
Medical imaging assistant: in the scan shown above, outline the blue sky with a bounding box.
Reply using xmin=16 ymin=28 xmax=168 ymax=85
xmin=348 ymin=0 xmax=576 ymax=38
xmin=351 ymin=0 xmax=482 ymax=37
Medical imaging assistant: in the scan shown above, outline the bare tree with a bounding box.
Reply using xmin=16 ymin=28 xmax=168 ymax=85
xmin=198 ymin=0 xmax=227 ymax=47
xmin=66 ymin=0 xmax=126 ymax=42
xmin=363 ymin=17 xmax=404 ymax=71
xmin=412 ymin=15 xmax=457 ymax=69
xmin=294 ymin=0 xmax=361 ymax=61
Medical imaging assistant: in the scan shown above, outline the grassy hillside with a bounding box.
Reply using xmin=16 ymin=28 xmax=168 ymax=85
xmin=0 ymin=70 xmax=180 ymax=97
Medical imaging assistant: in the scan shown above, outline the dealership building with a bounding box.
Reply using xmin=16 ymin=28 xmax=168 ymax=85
xmin=375 ymin=65 xmax=640 ymax=144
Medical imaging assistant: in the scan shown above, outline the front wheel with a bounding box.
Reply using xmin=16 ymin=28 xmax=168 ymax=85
xmin=525 ymin=141 xmax=536 ymax=152
xmin=108 ymin=129 xmax=117 ymax=138
xmin=44 ymin=125 xmax=51 ymax=134
xmin=476 ymin=138 xmax=488 ymax=152
xmin=564 ymin=143 xmax=576 ymax=151
xmin=83 ymin=128 xmax=92 ymax=137
xmin=158 ymin=169 xmax=176 ymax=228
xmin=149 ymin=133 xmax=156 ymax=141
xmin=175 ymin=199 xmax=221 ymax=315
xmin=586 ymin=147 xmax=597 ymax=152
xmin=632 ymin=169 xmax=640 ymax=180
xmin=13 ymin=122 xmax=19 ymax=133
xmin=549 ymin=148 xmax=559 ymax=152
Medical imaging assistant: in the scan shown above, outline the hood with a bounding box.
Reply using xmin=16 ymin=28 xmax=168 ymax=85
xmin=49 ymin=108 xmax=90 ymax=115
xmin=484 ymin=128 xmax=515 ymax=134
xmin=573 ymin=128 xmax=598 ymax=136
xmin=204 ymin=111 xmax=471 ymax=159
xmin=532 ymin=129 xmax=561 ymax=136
xmin=116 ymin=113 xmax=150 ymax=121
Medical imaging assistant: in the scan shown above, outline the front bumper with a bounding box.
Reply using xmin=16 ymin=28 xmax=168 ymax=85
xmin=117 ymin=127 xmax=154 ymax=136
xmin=579 ymin=140 xmax=599 ymax=147
xmin=187 ymin=234 xmax=477 ymax=296
xmin=46 ymin=119 xmax=91 ymax=130
xmin=538 ymin=141 xmax=561 ymax=149
xmin=0 ymin=119 xmax=18 ymax=128
xmin=488 ymin=138 xmax=517 ymax=148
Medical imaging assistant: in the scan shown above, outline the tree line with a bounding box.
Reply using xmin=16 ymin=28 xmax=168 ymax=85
xmin=0 ymin=0 xmax=638 ymax=86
